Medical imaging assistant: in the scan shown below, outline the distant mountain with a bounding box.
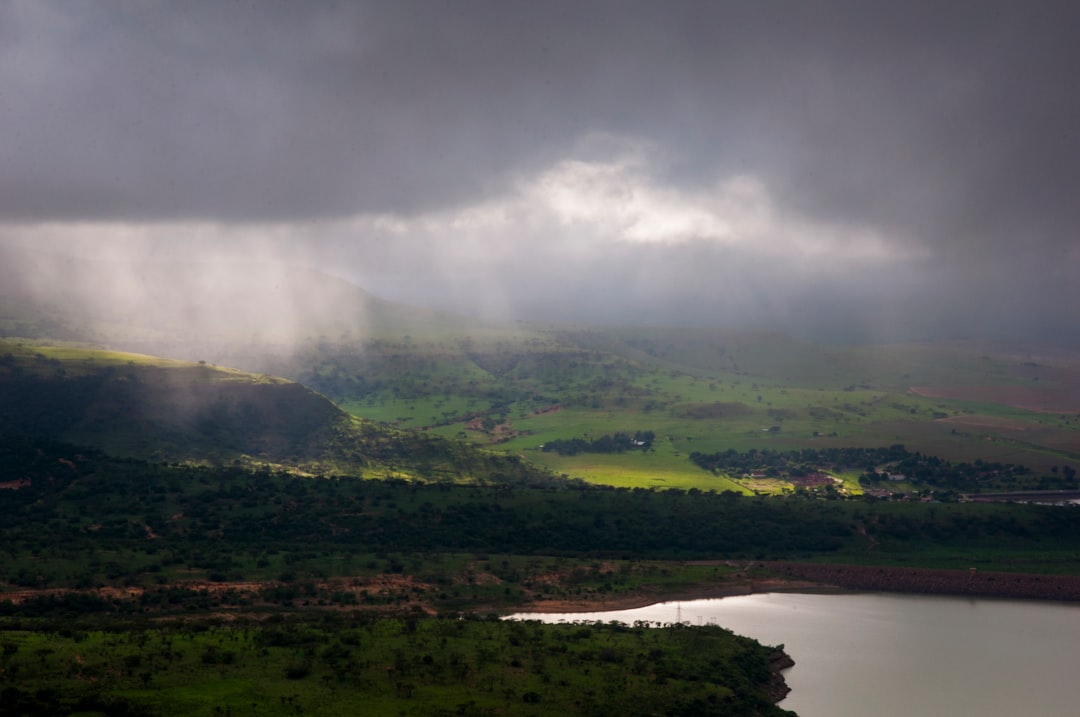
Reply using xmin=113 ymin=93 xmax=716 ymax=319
xmin=0 ymin=341 xmax=550 ymax=484
xmin=0 ymin=245 xmax=485 ymax=350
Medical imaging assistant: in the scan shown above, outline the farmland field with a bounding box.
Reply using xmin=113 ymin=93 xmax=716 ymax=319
xmin=278 ymin=330 xmax=1080 ymax=490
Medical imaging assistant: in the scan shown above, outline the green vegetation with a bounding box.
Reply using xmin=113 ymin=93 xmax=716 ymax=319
xmin=5 ymin=280 xmax=1080 ymax=715
xmin=5 ymin=437 xmax=1080 ymax=605
xmin=6 ymin=436 xmax=1080 ymax=715
xmin=246 ymin=329 xmax=1080 ymax=490
xmin=0 ymin=615 xmax=793 ymax=716
xmin=0 ymin=438 xmax=814 ymax=716
xmin=7 ymin=299 xmax=1080 ymax=490
xmin=0 ymin=340 xmax=553 ymax=485
xmin=540 ymin=431 xmax=655 ymax=456
xmin=687 ymin=444 xmax=1071 ymax=496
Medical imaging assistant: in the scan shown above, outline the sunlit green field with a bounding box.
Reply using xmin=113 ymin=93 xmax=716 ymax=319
xmin=326 ymin=330 xmax=1080 ymax=488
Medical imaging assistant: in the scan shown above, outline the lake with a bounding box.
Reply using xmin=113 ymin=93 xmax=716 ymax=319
xmin=510 ymin=593 xmax=1080 ymax=716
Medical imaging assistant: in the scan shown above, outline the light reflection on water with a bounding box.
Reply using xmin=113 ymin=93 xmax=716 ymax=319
xmin=510 ymin=593 xmax=1080 ymax=717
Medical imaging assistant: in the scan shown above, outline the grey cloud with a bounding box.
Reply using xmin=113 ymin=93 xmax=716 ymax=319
xmin=4 ymin=2 xmax=1076 ymax=228
xmin=2 ymin=1 xmax=1079 ymax=342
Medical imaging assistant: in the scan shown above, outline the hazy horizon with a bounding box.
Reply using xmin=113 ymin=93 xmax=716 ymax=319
xmin=3 ymin=2 xmax=1079 ymax=344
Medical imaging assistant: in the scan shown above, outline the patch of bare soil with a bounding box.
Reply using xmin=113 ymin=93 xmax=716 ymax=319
xmin=312 ymin=574 xmax=429 ymax=594
xmin=0 ymin=587 xmax=79 ymax=604
xmin=169 ymin=581 xmax=267 ymax=594
xmin=0 ymin=575 xmax=434 ymax=606
xmin=454 ymin=571 xmax=503 ymax=586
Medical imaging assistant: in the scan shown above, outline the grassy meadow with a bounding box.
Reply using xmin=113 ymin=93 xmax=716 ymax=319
xmin=283 ymin=328 xmax=1080 ymax=491
xmin=12 ymin=326 xmax=1075 ymax=493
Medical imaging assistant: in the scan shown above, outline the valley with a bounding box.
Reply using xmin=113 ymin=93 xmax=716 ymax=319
xmin=5 ymin=6 xmax=1079 ymax=713
xmin=274 ymin=329 xmax=1080 ymax=493
xmin=2 ymin=253 xmax=1080 ymax=716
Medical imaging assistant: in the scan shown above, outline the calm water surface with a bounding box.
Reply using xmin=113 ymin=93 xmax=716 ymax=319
xmin=511 ymin=593 xmax=1080 ymax=717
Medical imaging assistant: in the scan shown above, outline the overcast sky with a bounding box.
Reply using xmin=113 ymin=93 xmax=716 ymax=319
xmin=2 ymin=1 xmax=1078 ymax=342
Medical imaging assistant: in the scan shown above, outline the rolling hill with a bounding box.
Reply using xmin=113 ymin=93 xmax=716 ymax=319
xmin=0 ymin=341 xmax=549 ymax=484
xmin=4 ymin=246 xmax=1079 ymax=490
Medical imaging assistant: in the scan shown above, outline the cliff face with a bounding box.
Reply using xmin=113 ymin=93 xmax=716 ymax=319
xmin=770 ymin=562 xmax=1080 ymax=601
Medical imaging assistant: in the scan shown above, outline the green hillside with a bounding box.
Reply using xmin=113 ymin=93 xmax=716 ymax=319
xmin=4 ymin=246 xmax=1079 ymax=491
xmin=267 ymin=328 xmax=1080 ymax=492
xmin=0 ymin=341 xmax=550 ymax=484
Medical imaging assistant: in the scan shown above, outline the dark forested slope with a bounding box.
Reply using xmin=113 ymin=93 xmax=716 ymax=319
xmin=0 ymin=342 xmax=550 ymax=484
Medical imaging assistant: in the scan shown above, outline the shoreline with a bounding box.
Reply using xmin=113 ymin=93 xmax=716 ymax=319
xmin=514 ymin=562 xmax=1080 ymax=614
xmin=768 ymin=562 xmax=1080 ymax=602
xmin=510 ymin=577 xmax=836 ymax=614
xmin=6 ymin=563 xmax=1080 ymax=617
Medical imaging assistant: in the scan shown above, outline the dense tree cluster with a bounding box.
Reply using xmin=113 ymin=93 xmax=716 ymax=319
xmin=5 ymin=437 xmax=1080 ymax=601
xmin=541 ymin=431 xmax=655 ymax=456
xmin=0 ymin=438 xmax=849 ymax=566
xmin=688 ymin=445 xmax=1060 ymax=492
xmin=856 ymin=456 xmax=1038 ymax=490
xmin=690 ymin=445 xmax=914 ymax=477
xmin=0 ymin=615 xmax=794 ymax=717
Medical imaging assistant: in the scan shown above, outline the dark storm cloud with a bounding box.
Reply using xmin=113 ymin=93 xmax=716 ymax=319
xmin=2 ymin=1 xmax=1078 ymax=340
xmin=2 ymin=1 xmax=1075 ymax=227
